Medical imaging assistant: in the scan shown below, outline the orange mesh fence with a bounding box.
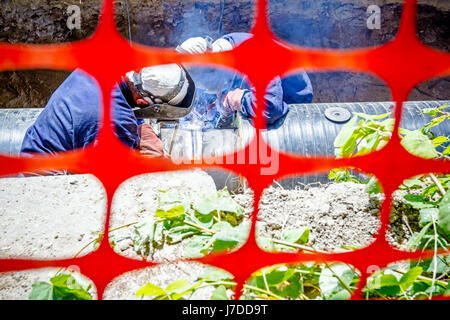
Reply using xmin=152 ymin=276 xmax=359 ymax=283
xmin=0 ymin=0 xmax=449 ymax=300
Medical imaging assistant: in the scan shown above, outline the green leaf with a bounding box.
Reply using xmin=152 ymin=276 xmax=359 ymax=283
xmin=367 ymin=273 xmax=401 ymax=296
xmin=211 ymin=223 xmax=240 ymax=253
xmin=155 ymin=205 xmax=185 ymax=218
xmin=407 ymin=223 xmax=432 ymax=250
xmin=256 ymin=266 xmax=296 ymax=289
xmin=200 ymin=267 xmax=234 ymax=282
xmin=282 ymin=273 xmax=302 ymax=299
xmin=353 ymin=112 xmax=391 ymax=121
xmin=419 ymin=208 xmax=439 ymax=226
xmin=211 ymin=285 xmax=229 ymax=300
xmin=282 ymin=227 xmax=309 ymax=244
xmin=438 ymin=190 xmax=450 ymax=236
xmin=184 ymin=235 xmax=214 ymax=258
xmin=30 ymin=274 xmax=92 ymax=300
xmin=257 ymin=237 xmax=275 ymax=251
xmin=399 ymin=267 xmax=423 ymax=291
xmin=403 ymin=194 xmax=434 ymax=209
xmin=328 ymin=169 xmax=355 ymax=183
xmin=216 ymin=188 xmax=244 ymax=215
xmin=132 ymin=219 xmax=156 ymax=257
xmin=166 ymin=224 xmax=198 ymax=244
xmin=334 ymin=116 xmax=358 ymax=148
xmin=194 ymin=194 xmax=219 ymax=215
xmin=399 ymin=127 xmax=412 ymax=136
xmin=136 ymin=283 xmax=166 ymax=298
xmin=444 ymin=144 xmax=450 ymax=155
xmin=49 ymin=274 xmax=72 ymax=287
xmin=153 ymin=221 xmax=164 ymax=246
xmin=401 ymin=130 xmax=439 ymax=159
xmin=432 ymin=136 xmax=449 ymax=147
xmin=401 ymin=176 xmax=423 ymax=189
xmin=376 ymin=274 xmax=401 ymax=296
xmin=356 ymin=132 xmax=380 ymax=156
xmin=319 ymin=264 xmax=355 ymax=300
xmin=48 ymin=274 xmax=92 ymax=300
xmin=193 ymin=189 xmax=244 ymax=217
xmin=214 ymin=221 xmax=249 ymax=239
xmin=412 ymin=256 xmax=450 ymax=274
xmin=341 ymin=135 xmax=358 ymax=157
xmin=424 ymin=115 xmax=448 ymax=130
xmin=266 ymin=267 xmax=296 ymax=286
xmin=29 ymin=282 xmax=53 ymax=300
xmin=187 ymin=213 xmax=214 ymax=229
xmin=421 ymin=106 xmax=448 ymax=117
xmin=166 ymin=279 xmax=190 ymax=294
xmin=52 ymin=285 xmax=92 ymax=300
xmin=365 ymin=177 xmax=382 ymax=195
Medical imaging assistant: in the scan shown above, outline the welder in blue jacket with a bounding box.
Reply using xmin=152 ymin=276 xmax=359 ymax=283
xmin=20 ymin=64 xmax=196 ymax=157
xmin=176 ymin=32 xmax=313 ymax=128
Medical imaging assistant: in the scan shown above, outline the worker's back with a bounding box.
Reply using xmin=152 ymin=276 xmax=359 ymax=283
xmin=20 ymin=69 xmax=140 ymax=155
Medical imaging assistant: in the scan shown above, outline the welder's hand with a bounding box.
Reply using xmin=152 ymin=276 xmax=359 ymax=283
xmin=222 ymin=89 xmax=246 ymax=113
xmin=138 ymin=124 xmax=168 ymax=158
xmin=211 ymin=38 xmax=233 ymax=53
xmin=176 ymin=37 xmax=208 ymax=54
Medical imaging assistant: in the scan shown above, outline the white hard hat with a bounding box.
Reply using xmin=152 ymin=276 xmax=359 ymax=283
xmin=133 ymin=63 xmax=189 ymax=106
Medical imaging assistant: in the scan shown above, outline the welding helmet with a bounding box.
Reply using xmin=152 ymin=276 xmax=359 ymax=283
xmin=129 ymin=63 xmax=196 ymax=120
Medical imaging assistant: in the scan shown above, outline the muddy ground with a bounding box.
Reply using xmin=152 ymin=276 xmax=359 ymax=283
xmin=0 ymin=0 xmax=448 ymax=108
xmin=0 ymin=170 xmax=420 ymax=299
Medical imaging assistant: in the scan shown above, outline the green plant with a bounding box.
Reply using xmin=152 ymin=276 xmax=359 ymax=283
xmin=28 ymin=221 xmax=138 ymax=300
xmin=136 ymin=267 xmax=236 ymax=300
xmin=330 ymin=105 xmax=449 ymax=186
xmin=135 ymin=227 xmax=361 ymax=301
xmin=29 ymin=272 xmax=92 ymax=300
xmin=330 ymin=105 xmax=450 ymax=299
xmin=132 ymin=188 xmax=249 ymax=259
xmin=364 ymin=260 xmax=449 ymax=300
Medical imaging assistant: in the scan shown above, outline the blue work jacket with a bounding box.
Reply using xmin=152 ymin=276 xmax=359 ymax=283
xmin=20 ymin=70 xmax=140 ymax=155
xmin=222 ymin=33 xmax=313 ymax=128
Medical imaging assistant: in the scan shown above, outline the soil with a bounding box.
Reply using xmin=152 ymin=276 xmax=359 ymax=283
xmin=255 ymin=183 xmax=420 ymax=251
xmin=0 ymin=0 xmax=448 ymax=109
xmin=0 ymin=174 xmax=106 ymax=259
xmin=109 ymin=169 xmax=219 ymax=262
xmin=0 ymin=267 xmax=98 ymax=300
xmin=102 ymin=261 xmax=221 ymax=300
xmin=0 ymin=171 xmax=422 ymax=299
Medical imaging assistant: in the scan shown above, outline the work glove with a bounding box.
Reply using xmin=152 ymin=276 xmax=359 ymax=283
xmin=176 ymin=37 xmax=208 ymax=54
xmin=138 ymin=124 xmax=168 ymax=158
xmin=221 ymin=88 xmax=246 ymax=116
xmin=211 ymin=38 xmax=233 ymax=53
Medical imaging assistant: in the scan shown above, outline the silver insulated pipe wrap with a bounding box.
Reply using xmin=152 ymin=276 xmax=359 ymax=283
xmin=0 ymin=108 xmax=43 ymax=155
xmin=242 ymin=100 xmax=450 ymax=157
xmin=0 ymin=101 xmax=448 ymax=189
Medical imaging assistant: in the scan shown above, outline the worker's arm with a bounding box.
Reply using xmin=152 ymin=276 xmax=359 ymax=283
xmin=20 ymin=98 xmax=75 ymax=155
xmin=281 ymin=71 xmax=314 ymax=104
xmin=229 ymin=71 xmax=313 ymax=127
xmin=238 ymin=76 xmax=290 ymax=127
xmin=138 ymin=124 xmax=167 ymax=157
xmin=112 ymin=85 xmax=142 ymax=149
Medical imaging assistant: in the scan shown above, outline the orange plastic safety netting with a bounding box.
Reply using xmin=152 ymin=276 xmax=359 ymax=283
xmin=0 ymin=0 xmax=449 ymax=300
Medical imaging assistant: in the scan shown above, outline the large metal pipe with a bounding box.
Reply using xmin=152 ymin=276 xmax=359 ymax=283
xmin=1 ymin=101 xmax=449 ymax=189
xmin=251 ymin=100 xmax=450 ymax=188
xmin=0 ymin=108 xmax=43 ymax=155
